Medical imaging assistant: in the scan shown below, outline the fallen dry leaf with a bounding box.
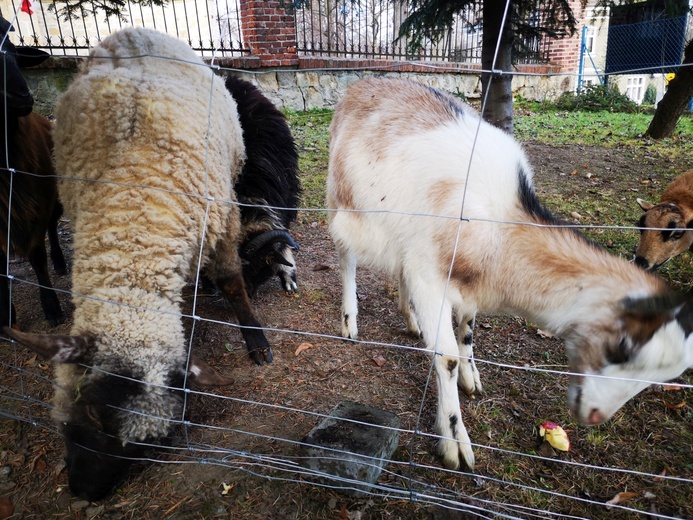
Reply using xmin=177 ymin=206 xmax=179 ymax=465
xmin=570 ymin=211 xmax=582 ymax=219
xmin=606 ymin=491 xmax=639 ymax=507
xmin=32 ymin=456 xmax=47 ymax=473
xmin=294 ymin=342 xmax=315 ymax=356
xmin=537 ymin=329 xmax=554 ymax=339
xmin=0 ymin=497 xmax=14 ymax=520
xmin=653 ymin=469 xmax=667 ymax=482
xmin=311 ymin=264 xmax=330 ymax=271
xmin=372 ymin=354 xmax=386 ymax=367
xmin=663 ymin=399 xmax=686 ymax=410
xmin=53 ymin=459 xmax=66 ymax=477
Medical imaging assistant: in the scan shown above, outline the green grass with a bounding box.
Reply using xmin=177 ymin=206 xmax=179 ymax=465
xmin=285 ymin=109 xmax=332 ymax=221
xmin=514 ymin=99 xmax=693 ymax=156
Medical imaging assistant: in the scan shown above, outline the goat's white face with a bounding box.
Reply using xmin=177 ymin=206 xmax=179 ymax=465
xmin=568 ymin=317 xmax=693 ymax=425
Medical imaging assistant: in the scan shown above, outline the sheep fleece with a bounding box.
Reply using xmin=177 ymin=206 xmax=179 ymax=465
xmin=52 ymin=28 xmax=245 ymax=440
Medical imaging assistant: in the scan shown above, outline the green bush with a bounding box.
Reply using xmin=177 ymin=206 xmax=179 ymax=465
xmin=642 ymin=84 xmax=658 ymax=105
xmin=554 ymin=83 xmax=638 ymax=113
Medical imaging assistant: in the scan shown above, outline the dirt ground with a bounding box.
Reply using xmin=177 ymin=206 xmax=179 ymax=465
xmin=0 ymin=141 xmax=691 ymax=519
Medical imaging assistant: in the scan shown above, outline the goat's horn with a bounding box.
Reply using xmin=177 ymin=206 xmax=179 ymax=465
xmin=242 ymin=230 xmax=299 ymax=257
xmin=2 ymin=326 xmax=94 ymax=363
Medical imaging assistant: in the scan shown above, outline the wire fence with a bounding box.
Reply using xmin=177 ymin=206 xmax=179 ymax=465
xmin=606 ymin=15 xmax=691 ymax=74
xmin=0 ymin=2 xmax=692 ymax=519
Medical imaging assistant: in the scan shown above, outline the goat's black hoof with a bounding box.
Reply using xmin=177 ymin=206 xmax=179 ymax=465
xmin=249 ymin=347 xmax=273 ymax=366
xmin=47 ymin=313 xmax=66 ymax=328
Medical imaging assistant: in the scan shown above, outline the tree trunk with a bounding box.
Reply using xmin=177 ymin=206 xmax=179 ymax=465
xmin=481 ymin=0 xmax=514 ymax=134
xmin=646 ymin=38 xmax=693 ymax=139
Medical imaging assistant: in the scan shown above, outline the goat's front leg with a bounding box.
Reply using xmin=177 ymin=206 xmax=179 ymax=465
xmin=407 ymin=275 xmax=474 ymax=471
xmin=337 ymin=246 xmax=358 ymax=340
xmin=456 ymin=315 xmax=482 ymax=397
xmin=216 ymin=272 xmax=272 ymax=365
xmin=212 ymin=213 xmax=271 ymax=365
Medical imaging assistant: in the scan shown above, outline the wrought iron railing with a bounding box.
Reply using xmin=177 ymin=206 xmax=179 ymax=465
xmin=5 ymin=0 xmax=248 ymax=57
xmin=295 ymin=0 xmax=552 ymax=64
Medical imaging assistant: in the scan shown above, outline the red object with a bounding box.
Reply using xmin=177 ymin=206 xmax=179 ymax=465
xmin=21 ymin=0 xmax=34 ymax=15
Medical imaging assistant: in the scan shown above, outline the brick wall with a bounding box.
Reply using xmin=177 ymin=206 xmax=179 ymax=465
xmin=239 ymin=0 xmax=299 ymax=68
xmin=546 ymin=0 xmax=587 ymax=72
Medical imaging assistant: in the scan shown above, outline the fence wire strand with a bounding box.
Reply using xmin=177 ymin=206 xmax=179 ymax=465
xmin=1 ymin=3 xmax=692 ymax=518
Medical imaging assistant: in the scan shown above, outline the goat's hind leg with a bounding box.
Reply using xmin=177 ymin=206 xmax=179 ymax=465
xmin=0 ymin=252 xmax=17 ymax=328
xmin=407 ymin=276 xmax=474 ymax=470
xmin=456 ymin=315 xmax=482 ymax=397
xmin=397 ymin=273 xmax=421 ymax=338
xmin=337 ymin=244 xmax=358 ymax=340
xmin=28 ymin=244 xmax=64 ymax=327
xmin=48 ymin=202 xmax=67 ymax=275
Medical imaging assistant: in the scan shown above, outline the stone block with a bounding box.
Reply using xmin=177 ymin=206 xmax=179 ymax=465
xmin=301 ymin=401 xmax=400 ymax=497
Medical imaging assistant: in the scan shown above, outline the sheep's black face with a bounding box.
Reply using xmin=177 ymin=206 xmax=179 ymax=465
xmin=61 ymin=372 xmax=148 ymax=501
xmin=63 ymin=420 xmax=143 ymax=501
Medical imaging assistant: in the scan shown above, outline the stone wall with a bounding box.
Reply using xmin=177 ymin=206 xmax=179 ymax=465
xmin=24 ymin=58 xmax=576 ymax=115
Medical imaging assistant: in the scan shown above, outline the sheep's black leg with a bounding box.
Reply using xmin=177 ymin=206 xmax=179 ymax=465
xmin=0 ymin=252 xmax=17 ymax=328
xmin=48 ymin=202 xmax=67 ymax=275
xmin=217 ymin=272 xmax=272 ymax=365
xmin=27 ymin=245 xmax=64 ymax=327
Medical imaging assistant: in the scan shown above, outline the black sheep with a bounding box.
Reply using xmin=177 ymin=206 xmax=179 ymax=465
xmin=0 ymin=15 xmax=65 ymax=328
xmin=225 ymin=75 xmax=301 ymax=296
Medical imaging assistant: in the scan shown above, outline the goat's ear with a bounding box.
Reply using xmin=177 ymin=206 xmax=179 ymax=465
xmin=2 ymin=326 xmax=94 ymax=363
xmin=672 ymin=294 xmax=693 ymax=336
xmin=187 ymin=356 xmax=234 ymax=386
xmin=636 ymin=198 xmax=654 ymax=211
xmin=272 ymin=250 xmax=294 ymax=268
xmin=621 ymin=293 xmax=683 ymax=318
xmin=620 ymin=294 xmax=682 ymax=346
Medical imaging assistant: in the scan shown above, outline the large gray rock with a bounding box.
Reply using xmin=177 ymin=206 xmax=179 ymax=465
xmin=301 ymin=401 xmax=400 ymax=497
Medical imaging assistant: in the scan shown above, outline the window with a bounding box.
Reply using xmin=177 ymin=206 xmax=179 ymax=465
xmin=625 ymin=76 xmax=645 ymax=104
xmin=584 ymin=26 xmax=595 ymax=53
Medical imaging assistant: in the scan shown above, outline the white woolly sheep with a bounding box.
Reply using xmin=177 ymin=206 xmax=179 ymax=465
xmin=327 ymin=77 xmax=693 ymax=471
xmin=635 ymin=170 xmax=693 ymax=270
xmin=3 ymin=27 xmax=272 ymax=500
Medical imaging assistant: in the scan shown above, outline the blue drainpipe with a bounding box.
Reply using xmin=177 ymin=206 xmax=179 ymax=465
xmin=577 ymin=25 xmax=587 ymax=92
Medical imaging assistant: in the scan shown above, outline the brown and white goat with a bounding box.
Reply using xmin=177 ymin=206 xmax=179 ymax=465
xmin=635 ymin=170 xmax=693 ymax=270
xmin=327 ymin=78 xmax=693 ymax=471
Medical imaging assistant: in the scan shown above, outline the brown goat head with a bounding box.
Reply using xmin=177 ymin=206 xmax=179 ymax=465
xmin=634 ymin=199 xmax=693 ymax=271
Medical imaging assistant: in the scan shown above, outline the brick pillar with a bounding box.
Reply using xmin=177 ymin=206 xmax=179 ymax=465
xmin=240 ymin=0 xmax=299 ymax=67
xmin=547 ymin=0 xmax=586 ymax=73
